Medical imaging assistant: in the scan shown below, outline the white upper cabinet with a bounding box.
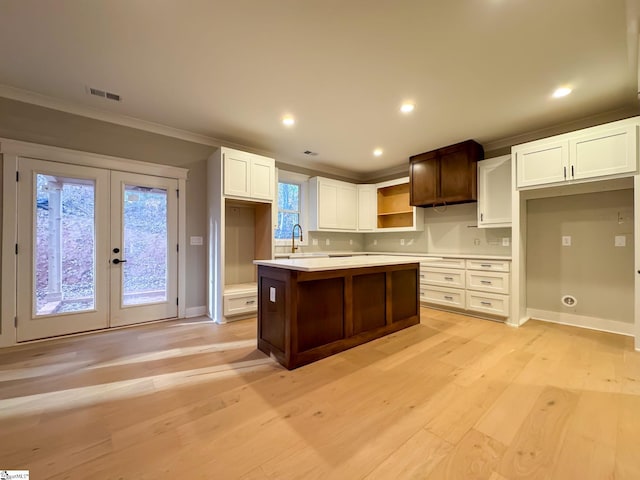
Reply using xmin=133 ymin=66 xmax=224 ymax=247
xmin=514 ymin=118 xmax=638 ymax=189
xmin=515 ymin=140 xmax=568 ymax=188
xmin=357 ymin=184 xmax=377 ymax=231
xmin=223 ymin=147 xmax=275 ymax=201
xmin=570 ymin=125 xmax=637 ymax=180
xmin=308 ymin=177 xmax=358 ymax=230
xmin=478 ymin=155 xmax=511 ymax=228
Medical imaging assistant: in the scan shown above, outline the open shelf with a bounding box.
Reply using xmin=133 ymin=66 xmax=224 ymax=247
xmin=377 ymin=182 xmax=414 ymax=229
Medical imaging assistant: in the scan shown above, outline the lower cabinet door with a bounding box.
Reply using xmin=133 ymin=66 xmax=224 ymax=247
xmin=420 ymin=285 xmax=465 ymax=309
xmin=466 ymin=291 xmax=510 ymax=316
xmin=466 ymin=271 xmax=510 ymax=294
xmin=224 ymin=292 xmax=258 ymax=316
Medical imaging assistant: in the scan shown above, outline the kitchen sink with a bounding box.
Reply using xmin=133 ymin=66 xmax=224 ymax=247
xmin=286 ymin=252 xmax=330 ymax=258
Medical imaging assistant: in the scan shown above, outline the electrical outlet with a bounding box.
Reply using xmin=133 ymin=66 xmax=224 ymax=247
xmin=325 ymin=238 xmax=330 ymax=246
xmin=502 ymin=237 xmax=510 ymax=247
xmin=349 ymin=239 xmax=353 ymax=245
xmin=400 ymin=239 xmax=405 ymax=246
xmin=373 ymin=239 xmax=377 ymax=246
xmin=312 ymin=238 xmax=318 ymax=246
xmin=473 ymin=238 xmax=481 ymax=246
xmin=615 ymin=235 xmax=626 ymax=247
xmin=562 ymin=236 xmax=571 ymax=246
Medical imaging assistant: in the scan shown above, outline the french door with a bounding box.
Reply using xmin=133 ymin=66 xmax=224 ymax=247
xmin=16 ymin=158 xmax=178 ymax=341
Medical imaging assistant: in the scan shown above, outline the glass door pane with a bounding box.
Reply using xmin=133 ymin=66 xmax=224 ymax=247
xmin=35 ymin=174 xmax=96 ymax=315
xmin=17 ymin=158 xmax=109 ymax=342
xmin=122 ymin=185 xmax=168 ymax=306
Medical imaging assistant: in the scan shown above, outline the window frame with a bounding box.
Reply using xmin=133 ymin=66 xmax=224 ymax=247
xmin=274 ymin=170 xmax=309 ymax=247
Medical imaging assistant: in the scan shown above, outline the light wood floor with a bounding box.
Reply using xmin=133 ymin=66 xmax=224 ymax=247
xmin=0 ymin=307 xmax=639 ymax=479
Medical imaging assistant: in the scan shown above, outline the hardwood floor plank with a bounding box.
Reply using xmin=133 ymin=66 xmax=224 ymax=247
xmin=498 ymin=386 xmax=579 ymax=480
xmin=424 ymin=428 xmax=506 ymax=480
xmin=363 ymin=429 xmax=453 ymax=479
xmin=0 ymin=309 xmax=636 ymax=479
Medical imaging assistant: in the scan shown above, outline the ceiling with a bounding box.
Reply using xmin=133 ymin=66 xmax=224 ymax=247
xmin=0 ymin=0 xmax=639 ymax=179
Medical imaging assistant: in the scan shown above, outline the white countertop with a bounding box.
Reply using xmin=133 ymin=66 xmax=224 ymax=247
xmin=273 ymin=251 xmax=511 ymax=261
xmin=255 ymin=255 xmax=424 ymax=272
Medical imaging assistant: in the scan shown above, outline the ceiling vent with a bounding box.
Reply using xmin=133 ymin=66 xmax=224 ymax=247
xmin=87 ymin=86 xmax=121 ymax=102
xmin=303 ymin=150 xmax=318 ymax=156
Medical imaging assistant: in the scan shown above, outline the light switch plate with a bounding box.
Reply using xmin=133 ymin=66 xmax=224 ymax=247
xmin=269 ymin=287 xmax=276 ymax=303
xmin=502 ymin=237 xmax=510 ymax=247
xmin=615 ymin=235 xmax=626 ymax=247
xmin=562 ymin=236 xmax=572 ymax=246
xmin=312 ymin=238 xmax=318 ymax=246
xmin=190 ymin=236 xmax=203 ymax=246
xmin=325 ymin=238 xmax=330 ymax=246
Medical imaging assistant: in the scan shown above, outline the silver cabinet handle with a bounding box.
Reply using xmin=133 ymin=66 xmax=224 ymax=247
xmin=245 ymin=300 xmax=256 ymax=305
xmin=481 ymin=301 xmax=492 ymax=306
xmin=480 ymin=280 xmax=492 ymax=285
xmin=444 ymin=276 xmax=454 ymax=281
xmin=444 ymin=295 xmax=454 ymax=301
xmin=480 ymin=264 xmax=492 ymax=268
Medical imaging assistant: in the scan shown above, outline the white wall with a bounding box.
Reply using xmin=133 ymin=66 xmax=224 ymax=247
xmin=365 ymin=203 xmax=512 ymax=255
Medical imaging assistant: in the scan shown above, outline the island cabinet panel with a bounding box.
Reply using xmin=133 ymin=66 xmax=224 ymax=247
xmin=257 ymin=263 xmax=420 ymax=369
xmin=352 ymin=273 xmax=387 ymax=334
xmin=297 ymin=278 xmax=344 ymax=351
xmin=391 ymin=269 xmax=419 ymax=323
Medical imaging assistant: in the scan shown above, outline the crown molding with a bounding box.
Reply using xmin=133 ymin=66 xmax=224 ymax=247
xmin=482 ymin=106 xmax=640 ymax=153
xmin=0 ymin=84 xmax=227 ymax=147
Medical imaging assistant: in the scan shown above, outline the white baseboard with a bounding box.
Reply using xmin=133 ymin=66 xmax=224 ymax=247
xmin=185 ymin=306 xmax=207 ymax=318
xmin=526 ymin=308 xmax=634 ymax=337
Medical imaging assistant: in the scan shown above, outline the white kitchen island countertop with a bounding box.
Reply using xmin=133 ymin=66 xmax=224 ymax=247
xmin=254 ymin=255 xmax=424 ymax=272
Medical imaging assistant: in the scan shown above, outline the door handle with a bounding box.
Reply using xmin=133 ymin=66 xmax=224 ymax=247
xmin=112 ymin=258 xmax=127 ymax=264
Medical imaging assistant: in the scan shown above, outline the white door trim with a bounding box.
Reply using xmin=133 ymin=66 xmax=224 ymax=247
xmin=0 ymin=140 xmax=188 ymax=347
xmin=0 ymin=138 xmax=188 ymax=179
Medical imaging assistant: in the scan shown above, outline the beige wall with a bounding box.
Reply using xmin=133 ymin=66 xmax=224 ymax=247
xmin=0 ymin=97 xmax=215 ymax=309
xmin=365 ymin=203 xmax=512 ymax=256
xmin=224 ymin=203 xmax=257 ymax=284
xmin=526 ymin=189 xmax=634 ymax=323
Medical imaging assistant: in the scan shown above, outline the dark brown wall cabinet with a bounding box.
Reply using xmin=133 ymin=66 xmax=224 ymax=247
xmin=409 ymin=139 xmax=484 ymax=207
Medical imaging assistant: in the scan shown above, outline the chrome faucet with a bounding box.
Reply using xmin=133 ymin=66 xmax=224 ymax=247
xmin=291 ymin=223 xmax=303 ymax=253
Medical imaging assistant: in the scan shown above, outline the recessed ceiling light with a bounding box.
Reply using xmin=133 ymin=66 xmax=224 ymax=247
xmin=400 ymin=103 xmax=415 ymax=113
xmin=373 ymin=148 xmax=383 ymax=157
xmin=282 ymin=115 xmax=295 ymax=126
xmin=552 ymin=87 xmax=572 ymax=98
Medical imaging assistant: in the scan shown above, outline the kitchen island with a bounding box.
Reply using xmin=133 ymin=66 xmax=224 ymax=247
xmin=253 ymin=255 xmax=421 ymax=369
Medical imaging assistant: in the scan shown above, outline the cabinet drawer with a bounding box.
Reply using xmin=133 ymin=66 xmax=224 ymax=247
xmin=422 ymin=267 xmax=466 ymax=288
xmin=465 ymin=259 xmax=510 ymax=272
xmin=466 ymin=271 xmax=510 ymax=294
xmin=466 ymin=291 xmax=510 ymax=317
xmin=420 ymin=258 xmax=466 ymax=270
xmin=223 ymin=293 xmax=258 ymax=316
xmin=420 ymin=285 xmax=466 ymax=309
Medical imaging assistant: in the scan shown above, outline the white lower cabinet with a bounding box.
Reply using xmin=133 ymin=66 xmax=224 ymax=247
xmin=419 ymin=257 xmax=511 ymax=319
xmin=420 ymin=285 xmax=466 ymax=309
xmin=223 ymin=283 xmax=257 ymax=317
xmin=466 ymin=291 xmax=510 ymax=316
xmin=466 ymin=270 xmax=509 ymax=295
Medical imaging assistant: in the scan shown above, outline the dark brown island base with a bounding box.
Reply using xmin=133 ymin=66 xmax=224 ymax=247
xmin=254 ymin=255 xmax=422 ymax=369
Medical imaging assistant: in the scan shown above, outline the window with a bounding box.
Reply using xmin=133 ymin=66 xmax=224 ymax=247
xmin=275 ymin=171 xmax=308 ymax=245
xmin=275 ymin=182 xmax=300 ymax=239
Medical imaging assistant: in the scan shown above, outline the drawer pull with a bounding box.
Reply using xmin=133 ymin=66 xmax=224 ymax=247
xmin=444 ymin=295 xmax=454 ymax=301
xmin=420 ymin=274 xmax=425 ymax=278
xmin=245 ymin=300 xmax=256 ymax=305
xmin=480 ymin=301 xmax=492 ymax=306
xmin=480 ymin=264 xmax=492 ymax=268
xmin=480 ymin=280 xmax=493 ymax=285
xmin=444 ymin=276 xmax=454 ymax=281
